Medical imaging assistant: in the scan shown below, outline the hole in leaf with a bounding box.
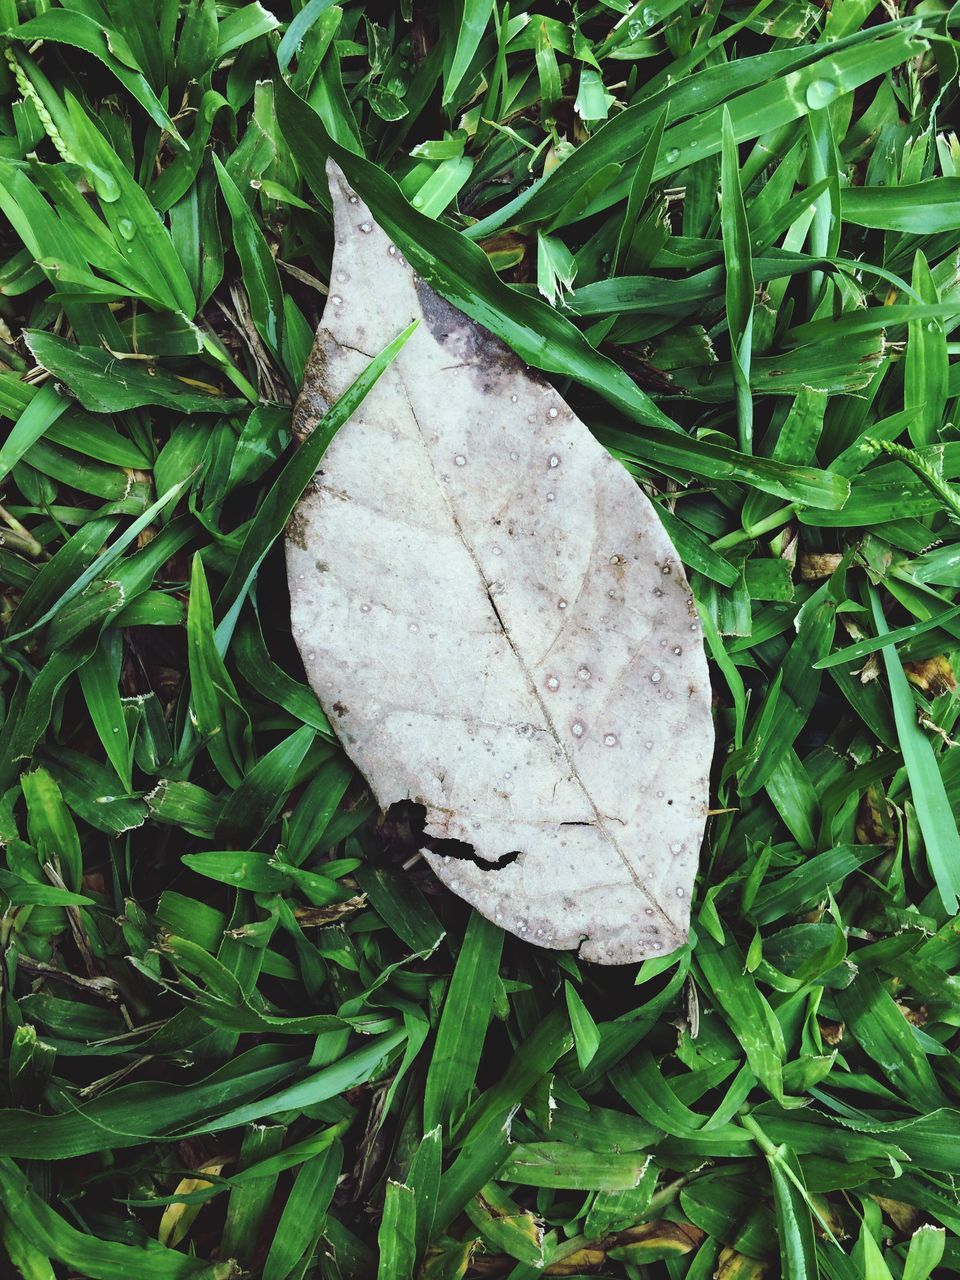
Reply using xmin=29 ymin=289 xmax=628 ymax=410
xmin=386 ymin=800 xmax=521 ymax=870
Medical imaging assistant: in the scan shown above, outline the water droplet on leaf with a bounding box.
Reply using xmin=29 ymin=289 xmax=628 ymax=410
xmin=805 ymin=77 xmax=840 ymax=109
xmin=91 ymin=169 xmax=122 ymax=202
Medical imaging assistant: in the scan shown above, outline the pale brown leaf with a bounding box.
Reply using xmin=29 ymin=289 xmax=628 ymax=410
xmin=285 ymin=161 xmax=713 ymax=964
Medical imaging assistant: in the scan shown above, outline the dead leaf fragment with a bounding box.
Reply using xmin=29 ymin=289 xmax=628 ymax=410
xmin=798 ymin=552 xmax=843 ymax=580
xmin=870 ymin=1194 xmax=923 ymax=1236
xmin=853 ymin=653 xmax=881 ymax=685
xmin=904 ymin=655 xmax=956 ymax=697
xmin=819 ymin=1019 xmax=844 ymax=1046
xmin=855 ymin=786 xmax=896 ymax=846
xmin=285 ymin=161 xmax=714 ymax=964
xmin=606 ymin=1220 xmax=705 ymax=1264
xmin=713 ymin=1247 xmax=769 ymax=1279
xmin=158 ymin=1161 xmax=224 ymax=1248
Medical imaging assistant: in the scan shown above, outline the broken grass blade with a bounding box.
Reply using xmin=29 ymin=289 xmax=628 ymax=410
xmin=377 ymin=1180 xmax=417 ymax=1280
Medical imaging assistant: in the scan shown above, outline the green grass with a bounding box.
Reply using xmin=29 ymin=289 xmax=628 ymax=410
xmin=0 ymin=1 xmax=959 ymax=1277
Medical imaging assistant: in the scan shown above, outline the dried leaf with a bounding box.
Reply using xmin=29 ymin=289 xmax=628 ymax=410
xmin=293 ymin=896 xmax=367 ymax=926
xmin=286 ymin=162 xmax=713 ymax=964
xmin=713 ymin=1247 xmax=769 ymax=1279
xmin=904 ymin=655 xmax=956 ymax=697
xmin=871 ymin=1194 xmax=923 ymax=1236
xmin=819 ymin=1019 xmax=844 ymax=1046
xmin=798 ymin=551 xmax=843 ymax=581
xmin=158 ymin=1161 xmax=224 ymax=1248
xmin=855 ymin=786 xmax=896 ymax=846
xmin=854 ymin=653 xmax=881 ymax=685
xmin=606 ymin=1220 xmax=706 ymax=1264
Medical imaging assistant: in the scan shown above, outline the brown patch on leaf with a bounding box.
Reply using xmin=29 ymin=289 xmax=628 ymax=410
xmin=714 ymin=1248 xmax=769 ymax=1280
xmin=293 ymin=896 xmax=366 ymax=926
xmin=467 ymin=1221 xmax=704 ymax=1276
xmin=799 ymin=552 xmax=844 ymax=580
xmin=477 ymin=232 xmax=528 ymax=272
xmin=856 ymin=786 xmax=896 ymax=846
xmin=424 ymin=1239 xmax=480 ymax=1279
xmin=605 ymin=1220 xmax=705 ymax=1265
xmin=897 ymin=1000 xmax=929 ymax=1028
xmin=853 ymin=653 xmax=881 ymax=685
xmin=292 ymin=336 xmax=333 ymax=443
xmin=819 ymin=1018 xmax=844 ymax=1046
xmin=904 ymin=655 xmax=956 ymax=697
xmin=871 ymin=1194 xmax=923 ymax=1236
xmin=286 ymin=507 xmax=310 ymax=550
xmin=413 ymin=274 xmax=525 ymax=383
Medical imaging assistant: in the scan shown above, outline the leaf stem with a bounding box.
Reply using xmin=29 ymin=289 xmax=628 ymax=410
xmin=712 ymin=503 xmax=796 ymax=551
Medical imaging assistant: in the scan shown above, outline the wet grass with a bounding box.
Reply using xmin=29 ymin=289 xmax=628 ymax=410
xmin=0 ymin=2 xmax=959 ymax=1277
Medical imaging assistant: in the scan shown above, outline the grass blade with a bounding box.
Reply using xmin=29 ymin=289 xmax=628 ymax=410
xmin=720 ymin=106 xmax=754 ymax=453
xmin=869 ymin=584 xmax=960 ymax=913
xmin=423 ymin=911 xmax=504 ymax=1135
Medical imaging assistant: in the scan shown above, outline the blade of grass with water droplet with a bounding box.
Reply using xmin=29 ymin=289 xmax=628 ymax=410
xmin=77 ymin=638 xmax=131 ymax=790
